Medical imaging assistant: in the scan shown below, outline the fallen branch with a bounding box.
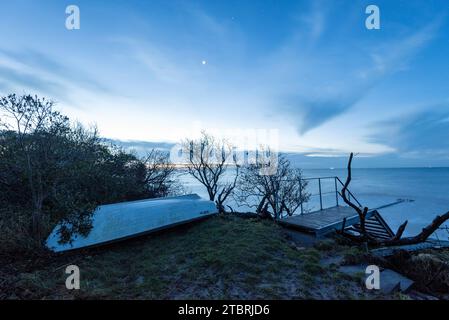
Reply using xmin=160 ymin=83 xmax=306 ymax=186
xmin=338 ymin=152 xmax=449 ymax=247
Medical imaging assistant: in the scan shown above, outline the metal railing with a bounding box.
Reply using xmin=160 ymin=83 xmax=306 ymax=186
xmin=298 ymin=176 xmax=362 ymax=214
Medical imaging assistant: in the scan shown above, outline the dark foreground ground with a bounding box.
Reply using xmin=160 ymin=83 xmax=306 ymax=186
xmin=0 ymin=215 xmax=447 ymax=299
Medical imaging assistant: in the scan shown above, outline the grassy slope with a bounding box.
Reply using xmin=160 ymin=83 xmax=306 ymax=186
xmin=1 ymin=215 xmax=391 ymax=299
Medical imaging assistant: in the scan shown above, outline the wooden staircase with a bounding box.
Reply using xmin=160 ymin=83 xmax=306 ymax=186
xmin=348 ymin=210 xmax=395 ymax=239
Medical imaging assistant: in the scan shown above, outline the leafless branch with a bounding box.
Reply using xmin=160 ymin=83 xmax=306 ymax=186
xmin=338 ymin=152 xmax=449 ymax=247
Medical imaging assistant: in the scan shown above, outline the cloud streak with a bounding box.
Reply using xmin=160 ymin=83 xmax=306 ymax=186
xmin=265 ymin=8 xmax=443 ymax=135
xmin=369 ymin=105 xmax=449 ymax=158
xmin=0 ymin=48 xmax=112 ymax=102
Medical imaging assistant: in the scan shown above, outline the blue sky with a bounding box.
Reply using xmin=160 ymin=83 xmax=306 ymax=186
xmin=1 ymin=0 xmax=449 ymax=167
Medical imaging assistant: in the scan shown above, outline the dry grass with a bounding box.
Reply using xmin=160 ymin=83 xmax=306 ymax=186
xmin=1 ymin=215 xmax=391 ymax=300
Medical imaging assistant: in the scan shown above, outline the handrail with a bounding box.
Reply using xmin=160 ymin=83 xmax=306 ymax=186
xmin=301 ymin=176 xmax=341 ymax=180
xmin=335 ymin=177 xmax=363 ymax=208
xmin=298 ymin=176 xmax=363 ymax=214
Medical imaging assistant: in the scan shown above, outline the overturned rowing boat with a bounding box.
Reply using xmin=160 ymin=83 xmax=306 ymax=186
xmin=46 ymin=194 xmax=217 ymax=252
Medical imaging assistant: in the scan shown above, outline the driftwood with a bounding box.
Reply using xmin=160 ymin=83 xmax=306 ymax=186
xmin=338 ymin=152 xmax=449 ymax=247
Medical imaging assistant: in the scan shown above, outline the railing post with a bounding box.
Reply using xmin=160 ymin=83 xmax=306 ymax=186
xmin=334 ymin=177 xmax=339 ymax=206
xmin=318 ymin=178 xmax=323 ymax=210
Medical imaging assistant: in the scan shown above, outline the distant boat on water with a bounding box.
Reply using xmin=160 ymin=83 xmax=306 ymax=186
xmin=46 ymin=194 xmax=217 ymax=252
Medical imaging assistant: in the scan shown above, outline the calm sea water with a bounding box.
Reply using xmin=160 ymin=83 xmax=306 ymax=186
xmin=178 ymin=167 xmax=449 ymax=239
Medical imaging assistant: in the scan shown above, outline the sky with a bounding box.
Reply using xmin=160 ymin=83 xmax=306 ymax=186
xmin=0 ymin=0 xmax=449 ymax=167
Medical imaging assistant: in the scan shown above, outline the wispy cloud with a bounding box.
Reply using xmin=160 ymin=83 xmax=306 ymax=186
xmin=282 ymin=93 xmax=365 ymax=134
xmin=0 ymin=48 xmax=112 ymax=102
xmin=107 ymin=2 xmax=445 ymax=158
xmin=369 ymin=104 xmax=449 ymax=158
xmin=265 ymin=11 xmax=443 ymax=135
xmin=292 ymin=0 xmax=328 ymax=44
xmin=126 ymin=39 xmax=189 ymax=84
xmin=362 ymin=19 xmax=442 ymax=78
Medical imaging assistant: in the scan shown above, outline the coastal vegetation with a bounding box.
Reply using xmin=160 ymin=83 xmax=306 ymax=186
xmin=0 ymin=94 xmax=180 ymax=253
xmin=0 ymin=93 xmax=309 ymax=254
xmin=1 ymin=93 xmax=449 ymax=300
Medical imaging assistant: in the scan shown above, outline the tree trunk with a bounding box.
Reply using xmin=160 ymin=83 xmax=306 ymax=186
xmin=32 ymin=208 xmax=42 ymax=243
xmin=31 ymin=193 xmax=44 ymax=243
xmin=256 ymin=196 xmax=267 ymax=214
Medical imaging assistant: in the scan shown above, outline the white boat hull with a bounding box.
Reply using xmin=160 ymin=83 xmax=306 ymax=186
xmin=46 ymin=194 xmax=217 ymax=252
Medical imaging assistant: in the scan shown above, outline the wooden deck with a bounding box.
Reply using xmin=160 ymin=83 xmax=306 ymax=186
xmin=279 ymin=206 xmax=376 ymax=237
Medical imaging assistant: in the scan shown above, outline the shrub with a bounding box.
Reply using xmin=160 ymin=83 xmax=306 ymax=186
xmin=0 ymin=94 xmax=180 ymax=252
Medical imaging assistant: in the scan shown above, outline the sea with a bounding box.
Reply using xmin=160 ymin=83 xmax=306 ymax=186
xmin=178 ymin=167 xmax=449 ymax=239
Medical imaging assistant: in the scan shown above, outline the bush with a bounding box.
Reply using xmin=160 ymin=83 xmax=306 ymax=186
xmin=0 ymin=207 xmax=38 ymax=254
xmin=388 ymin=250 xmax=449 ymax=295
xmin=0 ymin=94 xmax=181 ymax=252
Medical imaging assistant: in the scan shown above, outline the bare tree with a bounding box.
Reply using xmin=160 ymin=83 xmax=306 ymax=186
xmin=182 ymin=132 xmax=239 ymax=213
xmin=142 ymin=149 xmax=183 ymax=197
xmin=236 ymin=153 xmax=309 ymax=220
xmin=338 ymin=152 xmax=449 ymax=247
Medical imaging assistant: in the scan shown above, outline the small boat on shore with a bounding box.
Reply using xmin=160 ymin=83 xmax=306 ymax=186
xmin=46 ymin=194 xmax=217 ymax=252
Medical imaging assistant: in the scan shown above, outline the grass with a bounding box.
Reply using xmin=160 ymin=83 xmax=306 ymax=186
xmin=1 ymin=215 xmax=393 ymax=299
